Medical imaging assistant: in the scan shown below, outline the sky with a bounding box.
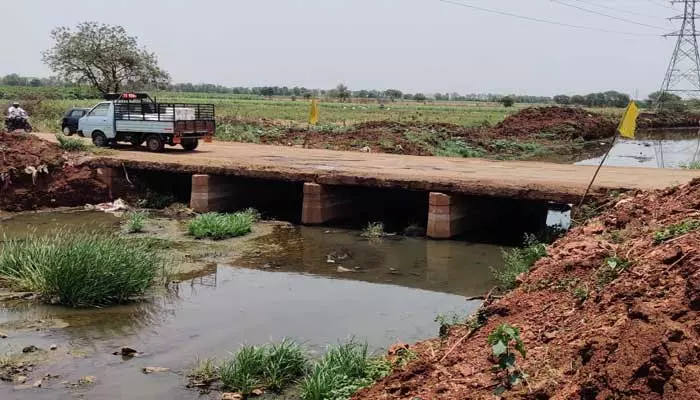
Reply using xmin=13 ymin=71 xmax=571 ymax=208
xmin=0 ymin=0 xmax=684 ymax=97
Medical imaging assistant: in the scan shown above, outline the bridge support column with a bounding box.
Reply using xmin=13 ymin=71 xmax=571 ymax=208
xmin=302 ymin=183 xmax=354 ymax=225
xmin=190 ymin=174 xmax=237 ymax=213
xmin=96 ymin=167 xmax=119 ymax=198
xmin=427 ymin=192 xmax=473 ymax=239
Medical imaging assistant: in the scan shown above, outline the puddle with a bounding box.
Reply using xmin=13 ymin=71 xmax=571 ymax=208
xmin=577 ymin=129 xmax=700 ymax=168
xmin=0 ymin=211 xmax=499 ymax=399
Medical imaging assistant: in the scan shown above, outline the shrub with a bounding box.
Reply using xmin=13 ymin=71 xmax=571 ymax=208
xmin=188 ymin=209 xmax=258 ymax=240
xmin=491 ymin=234 xmax=547 ymax=290
xmin=487 ymin=324 xmax=527 ymax=395
xmin=0 ymin=232 xmax=162 ymax=307
xmin=55 ymin=134 xmax=88 ymax=151
xmin=361 ymin=222 xmax=385 ymax=238
xmin=123 ymin=211 xmax=148 ymax=233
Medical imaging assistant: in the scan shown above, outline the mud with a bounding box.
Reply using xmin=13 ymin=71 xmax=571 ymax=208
xmin=356 ymin=179 xmax=700 ymax=400
xmin=0 ymin=132 xmax=109 ymax=211
xmin=491 ymin=106 xmax=617 ymax=140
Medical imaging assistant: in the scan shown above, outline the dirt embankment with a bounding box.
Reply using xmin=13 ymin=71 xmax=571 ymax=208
xmin=356 ymin=180 xmax=700 ymax=400
xmin=0 ymin=132 xmax=109 ymax=211
xmin=491 ymin=106 xmax=617 ymax=141
xmin=638 ymin=111 xmax=700 ymax=130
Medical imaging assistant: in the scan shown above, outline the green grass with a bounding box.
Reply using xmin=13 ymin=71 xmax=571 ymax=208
xmin=188 ymin=357 xmax=219 ymax=386
xmin=55 ymin=134 xmax=89 ymax=152
xmin=361 ymin=222 xmax=385 ymax=238
xmin=123 ymin=211 xmax=149 ymax=233
xmin=299 ymin=341 xmax=392 ymax=400
xmin=187 ymin=209 xmax=259 ymax=240
xmin=0 ymin=232 xmax=163 ymax=307
xmin=654 ymin=219 xmax=700 ymax=244
xmin=491 ymin=234 xmax=547 ymax=290
xmin=681 ymin=160 xmax=700 ymax=170
xmin=219 ymin=339 xmax=309 ymax=395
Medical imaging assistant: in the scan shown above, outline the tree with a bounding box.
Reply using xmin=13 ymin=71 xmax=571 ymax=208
xmin=414 ymin=93 xmax=427 ymax=102
xmin=647 ymin=91 xmax=683 ymax=108
xmin=384 ymin=89 xmax=403 ymax=101
xmin=335 ymin=83 xmax=350 ymax=101
xmin=260 ymin=87 xmax=275 ymax=98
xmin=42 ymin=22 xmax=170 ymax=95
xmin=501 ymin=96 xmax=515 ymax=107
xmin=553 ymin=95 xmax=570 ymax=105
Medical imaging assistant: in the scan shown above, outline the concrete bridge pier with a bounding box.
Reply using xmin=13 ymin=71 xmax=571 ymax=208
xmin=427 ymin=192 xmax=475 ymax=239
xmin=302 ymin=183 xmax=356 ymax=225
xmin=190 ymin=174 xmax=237 ymax=213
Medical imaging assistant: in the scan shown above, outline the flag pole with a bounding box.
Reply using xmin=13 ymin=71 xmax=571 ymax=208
xmin=576 ymin=134 xmax=618 ymax=209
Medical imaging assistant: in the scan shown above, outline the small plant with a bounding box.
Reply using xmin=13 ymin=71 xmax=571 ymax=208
xmin=487 ymin=324 xmax=527 ymax=394
xmin=491 ymin=234 xmax=547 ymax=290
xmin=55 ymin=134 xmax=88 ymax=151
xmin=123 ymin=211 xmax=148 ymax=233
xmin=681 ymin=160 xmax=700 ymax=170
xmin=435 ymin=312 xmax=464 ymax=339
xmin=572 ymin=284 xmax=589 ymax=305
xmin=188 ymin=357 xmax=218 ymax=387
xmin=188 ymin=209 xmax=258 ymax=240
xmin=361 ymin=222 xmax=385 ymax=238
xmin=654 ymin=219 xmax=700 ymax=244
xmin=596 ymin=256 xmax=631 ymax=288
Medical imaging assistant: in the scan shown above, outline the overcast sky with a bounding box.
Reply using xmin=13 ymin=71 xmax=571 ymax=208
xmin=0 ymin=0 xmax=682 ymax=97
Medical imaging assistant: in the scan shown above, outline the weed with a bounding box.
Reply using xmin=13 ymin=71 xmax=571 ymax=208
xmin=596 ymin=256 xmax=631 ymax=288
xmin=188 ymin=357 xmax=218 ymax=387
xmin=188 ymin=210 xmax=258 ymax=240
xmin=681 ymin=160 xmax=700 ymax=170
xmin=609 ymin=230 xmax=624 ymax=244
xmin=219 ymin=339 xmax=308 ymax=395
xmin=553 ymin=277 xmax=579 ymax=292
xmin=572 ymin=284 xmax=589 ymax=305
xmin=361 ymin=222 xmax=385 ymax=238
xmin=0 ymin=232 xmax=163 ymax=307
xmin=435 ymin=312 xmax=464 ymax=339
xmin=55 ymin=134 xmax=88 ymax=152
xmin=654 ymin=219 xmax=700 ymax=244
xmin=491 ymin=234 xmax=547 ymax=290
xmin=435 ymin=139 xmax=485 ymax=158
xmin=487 ymin=324 xmax=527 ymax=395
xmin=123 ymin=211 xmax=148 ymax=233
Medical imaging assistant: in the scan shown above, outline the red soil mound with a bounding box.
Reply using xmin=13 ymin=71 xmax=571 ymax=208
xmin=493 ymin=106 xmax=617 ymax=140
xmin=0 ymin=132 xmax=109 ymax=211
xmin=356 ymin=180 xmax=700 ymax=400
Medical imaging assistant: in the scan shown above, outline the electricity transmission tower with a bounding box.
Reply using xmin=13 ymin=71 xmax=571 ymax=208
xmin=659 ymin=0 xmax=700 ymax=102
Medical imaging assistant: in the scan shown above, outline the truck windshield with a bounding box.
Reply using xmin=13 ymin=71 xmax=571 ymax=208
xmin=89 ymin=104 xmax=110 ymax=117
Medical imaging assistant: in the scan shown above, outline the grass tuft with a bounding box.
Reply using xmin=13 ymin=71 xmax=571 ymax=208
xmin=491 ymin=234 xmax=547 ymax=290
xmin=0 ymin=232 xmax=163 ymax=307
xmin=188 ymin=209 xmax=259 ymax=240
xmin=55 ymin=134 xmax=89 ymax=152
xmin=361 ymin=222 xmax=385 ymax=238
xmin=123 ymin=211 xmax=148 ymax=233
xmin=188 ymin=357 xmax=219 ymax=386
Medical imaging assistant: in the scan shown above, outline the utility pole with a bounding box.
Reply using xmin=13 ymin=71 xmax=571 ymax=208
xmin=658 ymin=0 xmax=700 ymax=104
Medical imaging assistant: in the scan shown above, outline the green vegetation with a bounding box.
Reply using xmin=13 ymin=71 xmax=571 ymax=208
xmin=187 ymin=209 xmax=259 ymax=240
xmin=55 ymin=134 xmax=88 ymax=151
xmin=123 ymin=211 xmax=149 ymax=233
xmin=219 ymin=339 xmax=309 ymax=395
xmin=188 ymin=357 xmax=219 ymax=387
xmin=572 ymin=284 xmax=589 ymax=305
xmin=654 ymin=219 xmax=700 ymax=244
xmin=434 ymin=139 xmax=485 ymax=158
xmin=681 ymin=160 xmax=700 ymax=170
xmin=361 ymin=222 xmax=385 ymax=239
xmin=491 ymin=234 xmax=547 ymax=290
xmin=596 ymin=256 xmax=631 ymax=288
xmin=299 ymin=341 xmax=391 ymax=400
xmin=487 ymin=324 xmax=527 ymax=395
xmin=0 ymin=232 xmax=163 ymax=307
xmin=435 ymin=312 xmax=465 ymax=339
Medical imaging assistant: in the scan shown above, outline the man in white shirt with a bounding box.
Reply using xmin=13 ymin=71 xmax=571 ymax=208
xmin=7 ymin=102 xmax=27 ymax=119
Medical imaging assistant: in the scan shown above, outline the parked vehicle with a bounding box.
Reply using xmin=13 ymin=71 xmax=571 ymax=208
xmin=78 ymin=93 xmax=216 ymax=152
xmin=4 ymin=115 xmax=32 ymax=133
xmin=61 ymin=108 xmax=90 ymax=136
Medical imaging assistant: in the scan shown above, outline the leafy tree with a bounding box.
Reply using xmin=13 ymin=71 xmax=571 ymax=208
xmin=260 ymin=87 xmax=275 ymax=97
xmin=414 ymin=93 xmax=427 ymax=102
xmin=384 ymin=89 xmax=403 ymax=100
xmin=647 ymin=91 xmax=686 ymax=111
xmin=42 ymin=22 xmax=170 ymax=95
xmin=570 ymin=95 xmax=586 ymax=105
xmin=335 ymin=83 xmax=350 ymax=101
xmin=553 ymin=95 xmax=570 ymax=105
xmin=403 ymin=93 xmax=414 ymax=100
xmin=501 ymin=96 xmax=515 ymax=107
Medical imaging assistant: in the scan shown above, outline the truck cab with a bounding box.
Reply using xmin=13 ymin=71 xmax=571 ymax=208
xmin=79 ymin=93 xmax=215 ymax=152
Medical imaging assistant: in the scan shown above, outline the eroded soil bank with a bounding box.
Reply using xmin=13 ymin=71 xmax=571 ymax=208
xmin=356 ymin=179 xmax=700 ymax=399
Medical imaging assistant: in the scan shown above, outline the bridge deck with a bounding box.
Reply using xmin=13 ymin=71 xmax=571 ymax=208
xmin=37 ymin=133 xmax=700 ymax=204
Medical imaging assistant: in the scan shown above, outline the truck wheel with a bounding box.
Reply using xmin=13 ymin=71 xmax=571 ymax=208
xmin=181 ymin=139 xmax=199 ymax=151
xmin=62 ymin=126 xmax=73 ymax=136
xmin=145 ymin=134 xmax=165 ymax=152
xmin=92 ymin=131 xmax=108 ymax=147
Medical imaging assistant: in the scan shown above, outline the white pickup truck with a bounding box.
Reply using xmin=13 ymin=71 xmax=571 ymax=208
xmin=78 ymin=93 xmax=215 ymax=152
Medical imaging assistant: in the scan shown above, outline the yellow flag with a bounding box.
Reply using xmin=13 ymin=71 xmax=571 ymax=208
xmin=309 ymin=99 xmax=319 ymax=125
xmin=617 ymin=100 xmax=640 ymax=139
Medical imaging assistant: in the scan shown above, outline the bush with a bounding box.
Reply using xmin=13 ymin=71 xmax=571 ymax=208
xmin=123 ymin=211 xmax=148 ymax=233
xmin=219 ymin=339 xmax=309 ymax=395
xmin=188 ymin=209 xmax=258 ymax=240
xmin=55 ymin=134 xmax=88 ymax=151
xmin=0 ymin=232 xmax=163 ymax=307
xmin=491 ymin=234 xmax=547 ymax=290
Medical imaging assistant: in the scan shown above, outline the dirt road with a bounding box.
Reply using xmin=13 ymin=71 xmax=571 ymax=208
xmin=37 ymin=133 xmax=700 ymax=203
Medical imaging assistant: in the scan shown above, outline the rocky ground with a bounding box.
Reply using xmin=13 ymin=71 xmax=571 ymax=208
xmin=355 ymin=179 xmax=700 ymax=399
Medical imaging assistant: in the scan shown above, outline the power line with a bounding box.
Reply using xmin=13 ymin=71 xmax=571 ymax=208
xmin=549 ymin=0 xmax=668 ymax=30
xmin=567 ymin=0 xmax=666 ymax=20
xmin=437 ymin=0 xmax=663 ymax=36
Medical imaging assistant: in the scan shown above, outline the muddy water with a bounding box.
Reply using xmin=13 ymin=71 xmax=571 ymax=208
xmin=577 ymin=129 xmax=700 ymax=168
xmin=0 ymin=212 xmax=500 ymax=399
